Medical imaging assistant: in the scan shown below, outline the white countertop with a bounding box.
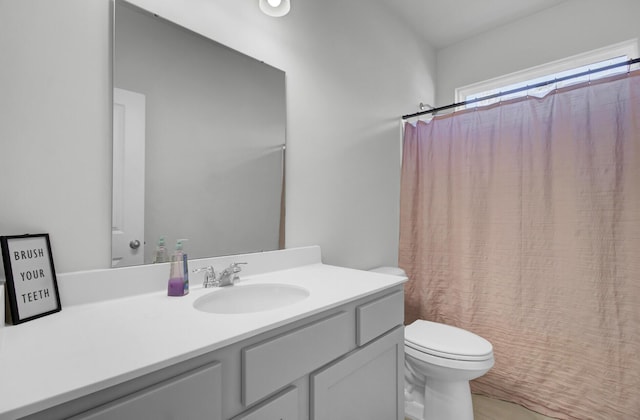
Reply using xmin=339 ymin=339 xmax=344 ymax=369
xmin=0 ymin=247 xmax=405 ymax=419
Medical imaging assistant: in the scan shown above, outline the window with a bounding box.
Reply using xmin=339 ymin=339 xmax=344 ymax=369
xmin=456 ymin=39 xmax=638 ymax=109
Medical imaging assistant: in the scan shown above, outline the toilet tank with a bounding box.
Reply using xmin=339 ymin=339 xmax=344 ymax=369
xmin=369 ymin=266 xmax=407 ymax=277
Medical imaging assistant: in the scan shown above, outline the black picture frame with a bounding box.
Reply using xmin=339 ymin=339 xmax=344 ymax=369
xmin=1 ymin=233 xmax=61 ymax=324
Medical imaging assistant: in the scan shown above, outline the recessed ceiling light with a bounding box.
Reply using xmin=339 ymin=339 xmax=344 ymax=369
xmin=259 ymin=0 xmax=290 ymax=17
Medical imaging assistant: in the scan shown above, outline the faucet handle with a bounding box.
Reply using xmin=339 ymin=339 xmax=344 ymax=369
xmin=229 ymin=262 xmax=247 ymax=273
xmin=193 ymin=266 xmax=215 ymax=275
xmin=218 ymin=262 xmax=247 ymax=286
xmin=193 ymin=266 xmax=216 ymax=287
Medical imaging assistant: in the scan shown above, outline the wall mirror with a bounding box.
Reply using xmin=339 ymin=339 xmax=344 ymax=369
xmin=112 ymin=0 xmax=286 ymax=267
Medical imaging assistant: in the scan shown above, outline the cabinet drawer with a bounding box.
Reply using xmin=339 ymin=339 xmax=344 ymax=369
xmin=70 ymin=362 xmax=222 ymax=420
xmin=232 ymin=386 xmax=298 ymax=420
xmin=356 ymin=290 xmax=404 ymax=346
xmin=242 ymin=311 xmax=350 ymax=406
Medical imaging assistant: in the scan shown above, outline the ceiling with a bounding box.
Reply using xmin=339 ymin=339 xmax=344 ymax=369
xmin=379 ymin=0 xmax=568 ymax=49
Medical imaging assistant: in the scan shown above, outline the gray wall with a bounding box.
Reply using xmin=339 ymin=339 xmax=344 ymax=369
xmin=0 ymin=0 xmax=436 ymax=273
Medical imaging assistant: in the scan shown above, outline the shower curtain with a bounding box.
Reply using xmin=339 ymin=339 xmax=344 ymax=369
xmin=399 ymin=71 xmax=640 ymax=419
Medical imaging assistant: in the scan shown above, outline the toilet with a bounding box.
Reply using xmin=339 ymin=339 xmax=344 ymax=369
xmin=369 ymin=267 xmax=494 ymax=420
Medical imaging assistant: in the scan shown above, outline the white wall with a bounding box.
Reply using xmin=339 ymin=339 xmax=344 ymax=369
xmin=0 ymin=0 xmax=436 ymax=273
xmin=436 ymin=0 xmax=640 ymax=106
xmin=0 ymin=0 xmax=112 ymax=273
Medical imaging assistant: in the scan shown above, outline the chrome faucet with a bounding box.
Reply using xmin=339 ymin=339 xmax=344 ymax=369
xmin=193 ymin=266 xmax=217 ymax=288
xmin=217 ymin=262 xmax=247 ymax=287
xmin=193 ymin=262 xmax=247 ymax=288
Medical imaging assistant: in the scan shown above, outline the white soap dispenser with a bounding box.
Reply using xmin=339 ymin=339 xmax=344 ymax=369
xmin=153 ymin=236 xmax=169 ymax=263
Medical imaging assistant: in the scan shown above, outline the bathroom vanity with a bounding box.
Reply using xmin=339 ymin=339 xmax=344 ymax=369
xmin=0 ymin=247 xmax=406 ymax=420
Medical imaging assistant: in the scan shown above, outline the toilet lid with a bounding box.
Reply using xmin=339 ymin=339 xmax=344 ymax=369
xmin=405 ymin=320 xmax=493 ymax=361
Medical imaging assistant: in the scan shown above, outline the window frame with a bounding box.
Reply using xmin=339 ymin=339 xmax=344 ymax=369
xmin=455 ymin=39 xmax=638 ymax=105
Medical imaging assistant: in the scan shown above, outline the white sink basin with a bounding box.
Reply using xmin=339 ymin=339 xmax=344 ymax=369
xmin=193 ymin=283 xmax=310 ymax=314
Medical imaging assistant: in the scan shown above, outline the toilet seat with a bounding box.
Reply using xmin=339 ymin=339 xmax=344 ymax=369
xmin=405 ymin=320 xmax=493 ymax=361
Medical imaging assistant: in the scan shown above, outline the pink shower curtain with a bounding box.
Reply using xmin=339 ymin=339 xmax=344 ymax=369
xmin=399 ymin=71 xmax=640 ymax=419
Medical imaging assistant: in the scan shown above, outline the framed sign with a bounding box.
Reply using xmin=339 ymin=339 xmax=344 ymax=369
xmin=1 ymin=234 xmax=61 ymax=324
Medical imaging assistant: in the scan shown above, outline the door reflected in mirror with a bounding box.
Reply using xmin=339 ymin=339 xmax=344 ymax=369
xmin=112 ymin=0 xmax=286 ymax=267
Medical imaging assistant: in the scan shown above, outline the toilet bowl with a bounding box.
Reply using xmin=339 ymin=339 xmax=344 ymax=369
xmin=369 ymin=267 xmax=494 ymax=420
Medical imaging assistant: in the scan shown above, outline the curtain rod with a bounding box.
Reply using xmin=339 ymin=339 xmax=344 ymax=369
xmin=402 ymin=57 xmax=640 ymax=120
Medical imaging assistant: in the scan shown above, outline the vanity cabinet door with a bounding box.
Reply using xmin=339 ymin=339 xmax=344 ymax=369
xmin=231 ymin=386 xmax=298 ymax=420
xmin=310 ymin=326 xmax=404 ymax=420
xmin=70 ymin=362 xmax=222 ymax=420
